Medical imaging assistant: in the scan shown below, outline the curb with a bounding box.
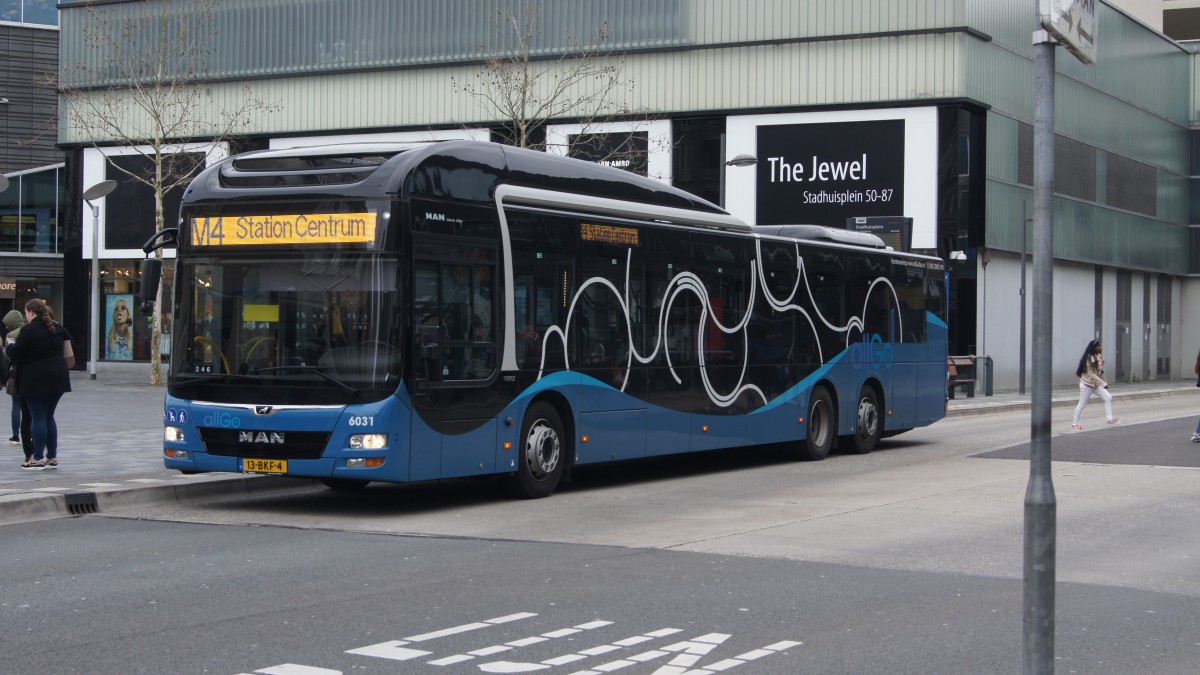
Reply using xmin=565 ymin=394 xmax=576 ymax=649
xmin=946 ymin=386 xmax=1200 ymax=418
xmin=0 ymin=474 xmax=321 ymax=528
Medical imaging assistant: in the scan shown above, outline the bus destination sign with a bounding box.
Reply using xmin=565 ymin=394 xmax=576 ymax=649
xmin=190 ymin=213 xmax=377 ymax=247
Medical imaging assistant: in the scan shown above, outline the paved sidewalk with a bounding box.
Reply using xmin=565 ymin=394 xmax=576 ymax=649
xmin=0 ymin=371 xmax=314 ymax=524
xmin=943 ymin=377 xmax=1200 ymax=417
xmin=1 ymin=370 xmax=1196 ymax=525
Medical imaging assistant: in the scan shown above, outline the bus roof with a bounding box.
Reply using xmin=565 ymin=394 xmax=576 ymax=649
xmin=184 ymin=140 xmax=746 ymax=230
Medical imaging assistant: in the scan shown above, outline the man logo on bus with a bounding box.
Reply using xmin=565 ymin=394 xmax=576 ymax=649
xmin=239 ymin=431 xmax=285 ymax=444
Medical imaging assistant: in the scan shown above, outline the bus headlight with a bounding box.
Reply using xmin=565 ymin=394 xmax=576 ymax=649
xmin=349 ymin=434 xmax=387 ymax=449
xmin=165 ymin=426 xmax=185 ymax=442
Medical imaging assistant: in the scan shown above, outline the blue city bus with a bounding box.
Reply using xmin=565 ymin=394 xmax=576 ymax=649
xmin=147 ymin=141 xmax=947 ymax=498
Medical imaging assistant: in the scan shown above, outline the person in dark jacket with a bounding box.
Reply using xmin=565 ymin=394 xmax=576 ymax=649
xmin=7 ymin=299 xmax=71 ymax=470
xmin=3 ymin=308 xmax=30 ymax=458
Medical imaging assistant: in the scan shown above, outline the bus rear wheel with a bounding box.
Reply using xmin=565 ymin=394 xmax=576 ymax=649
xmin=801 ymin=386 xmax=834 ymax=461
xmin=843 ymin=385 xmax=882 ymax=454
xmin=514 ymin=401 xmax=565 ymax=499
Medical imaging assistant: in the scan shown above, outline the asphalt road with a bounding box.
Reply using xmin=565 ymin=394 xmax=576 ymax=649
xmin=4 ymin=397 xmax=1200 ymax=674
xmin=4 ymin=515 xmax=1198 ymax=675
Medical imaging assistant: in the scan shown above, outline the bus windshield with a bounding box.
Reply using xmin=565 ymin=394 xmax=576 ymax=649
xmin=170 ymin=253 xmax=402 ymax=405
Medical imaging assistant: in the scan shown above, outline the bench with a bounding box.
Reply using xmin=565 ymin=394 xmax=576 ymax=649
xmin=947 ymin=355 xmax=976 ymax=399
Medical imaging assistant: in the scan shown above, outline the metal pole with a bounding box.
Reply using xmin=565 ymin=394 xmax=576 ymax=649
xmin=718 ymin=133 xmax=727 ymax=208
xmin=1024 ymin=35 xmax=1057 ymax=675
xmin=1019 ymin=201 xmax=1027 ymax=396
xmin=89 ymin=203 xmax=100 ymax=380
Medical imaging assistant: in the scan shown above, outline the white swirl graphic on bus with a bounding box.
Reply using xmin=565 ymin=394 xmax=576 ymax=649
xmin=538 ymin=239 xmax=903 ymax=408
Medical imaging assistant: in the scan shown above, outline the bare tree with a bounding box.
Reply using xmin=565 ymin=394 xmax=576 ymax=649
xmin=49 ymin=0 xmax=276 ymax=385
xmin=453 ymin=0 xmax=663 ymax=171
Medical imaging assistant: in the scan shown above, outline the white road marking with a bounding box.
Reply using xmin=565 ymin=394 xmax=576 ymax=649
xmin=407 ymin=612 xmax=538 ymax=642
xmin=345 ymin=640 xmax=431 ymax=661
xmin=661 ymin=638 xmax=803 ymax=674
xmin=485 ymin=627 xmax=684 ymax=675
xmin=567 ymin=633 xmax=729 ymax=675
xmin=254 ymin=665 xmax=342 ymax=675
xmin=507 ymin=637 xmax=549 ymax=647
xmin=478 ymin=663 xmax=549 ymax=673
xmin=469 ymin=646 xmax=514 ymax=656
xmin=429 ymin=619 xmax=611 ymax=668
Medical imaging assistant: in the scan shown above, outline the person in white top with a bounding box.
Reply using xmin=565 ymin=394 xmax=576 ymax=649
xmin=1071 ymin=339 xmax=1118 ymax=431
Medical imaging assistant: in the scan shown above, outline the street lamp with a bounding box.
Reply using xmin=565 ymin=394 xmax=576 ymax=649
xmin=725 ymin=154 xmax=759 ymax=168
xmin=83 ymin=179 xmax=117 ymax=380
xmin=719 ymin=151 xmax=759 ymax=208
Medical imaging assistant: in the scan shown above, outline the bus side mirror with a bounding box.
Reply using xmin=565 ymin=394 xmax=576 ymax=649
xmin=140 ymin=258 xmax=162 ymax=313
xmin=419 ymin=325 xmax=442 ymax=382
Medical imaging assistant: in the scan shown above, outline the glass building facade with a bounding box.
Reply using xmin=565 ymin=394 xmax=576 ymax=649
xmin=0 ymin=164 xmax=64 ymax=254
xmin=0 ymin=165 xmax=65 ymax=321
xmin=0 ymin=0 xmax=57 ymax=27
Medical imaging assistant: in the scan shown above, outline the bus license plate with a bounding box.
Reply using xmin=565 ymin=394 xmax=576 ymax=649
xmin=242 ymin=458 xmax=287 ymax=474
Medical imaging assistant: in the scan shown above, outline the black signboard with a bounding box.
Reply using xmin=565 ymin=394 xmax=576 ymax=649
xmin=567 ymin=131 xmax=649 ymax=176
xmin=755 ymin=120 xmax=905 ymax=226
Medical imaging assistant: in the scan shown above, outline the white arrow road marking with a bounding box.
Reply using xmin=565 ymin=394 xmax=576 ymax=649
xmin=345 ymin=640 xmax=433 ymax=662
xmin=481 ymin=628 xmax=684 ymax=673
xmin=430 ymin=620 xmax=614 ymax=667
xmin=567 ymin=633 xmax=733 ymax=675
xmin=347 ymin=612 xmax=538 ymax=662
xmin=701 ymin=640 xmax=802 ymax=672
xmin=251 ymin=665 xmax=342 ymax=675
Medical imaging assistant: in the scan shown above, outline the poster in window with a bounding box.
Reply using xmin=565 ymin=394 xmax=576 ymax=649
xmin=105 ymin=294 xmax=135 ymax=360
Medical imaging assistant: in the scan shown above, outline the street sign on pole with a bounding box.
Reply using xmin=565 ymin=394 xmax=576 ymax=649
xmin=1039 ymin=0 xmax=1097 ymax=65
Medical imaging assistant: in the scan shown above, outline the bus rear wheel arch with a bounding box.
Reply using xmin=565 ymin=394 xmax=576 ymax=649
xmin=513 ymin=400 xmax=568 ymax=499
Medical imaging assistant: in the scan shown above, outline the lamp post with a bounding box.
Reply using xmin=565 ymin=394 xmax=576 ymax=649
xmin=83 ymin=180 xmax=117 ymax=380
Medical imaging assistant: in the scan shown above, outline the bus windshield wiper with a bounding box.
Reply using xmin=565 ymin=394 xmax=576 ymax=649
xmin=171 ymin=373 xmax=264 ymax=389
xmin=251 ymin=365 xmax=359 ymax=395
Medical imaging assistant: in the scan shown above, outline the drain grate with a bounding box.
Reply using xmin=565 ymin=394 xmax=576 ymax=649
xmin=64 ymin=492 xmax=99 ymax=516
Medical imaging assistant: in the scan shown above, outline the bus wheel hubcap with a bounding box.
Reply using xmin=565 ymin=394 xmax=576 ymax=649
xmin=858 ymin=398 xmax=878 ymax=438
xmin=525 ymin=421 xmax=560 ymax=479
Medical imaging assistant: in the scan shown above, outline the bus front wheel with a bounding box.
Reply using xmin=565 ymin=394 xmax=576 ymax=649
xmin=801 ymin=387 xmax=834 ymax=461
xmin=514 ymin=401 xmax=565 ymax=499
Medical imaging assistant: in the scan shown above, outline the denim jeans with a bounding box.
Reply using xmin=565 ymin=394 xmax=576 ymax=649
xmin=10 ymin=393 xmax=19 ymax=437
xmin=24 ymin=392 xmax=62 ymax=461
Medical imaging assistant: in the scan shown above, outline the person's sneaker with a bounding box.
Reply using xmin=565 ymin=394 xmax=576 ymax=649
xmin=1191 ymin=432 xmax=1200 ymax=443
xmin=44 ymin=459 xmax=57 ymax=469
xmin=21 ymin=459 xmax=45 ymax=471
xmin=1106 ymin=418 xmax=1120 ymax=425
xmin=1071 ymin=424 xmax=1083 ymax=432
xmin=8 ymin=436 xmax=18 ymax=445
